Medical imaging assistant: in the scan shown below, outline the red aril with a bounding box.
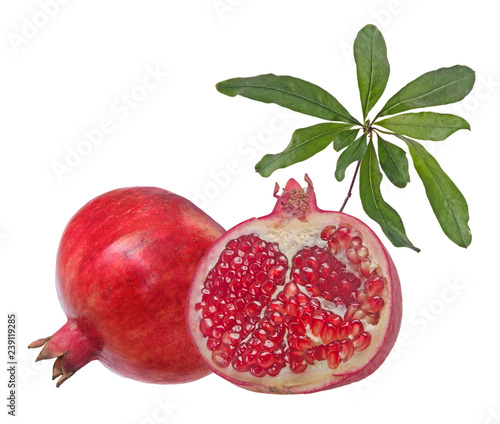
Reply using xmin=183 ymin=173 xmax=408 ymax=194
xmin=29 ymin=187 xmax=224 ymax=387
xmin=186 ymin=176 xmax=402 ymax=394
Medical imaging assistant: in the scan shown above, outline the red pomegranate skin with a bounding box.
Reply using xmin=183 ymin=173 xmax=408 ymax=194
xmin=30 ymin=187 xmax=225 ymax=386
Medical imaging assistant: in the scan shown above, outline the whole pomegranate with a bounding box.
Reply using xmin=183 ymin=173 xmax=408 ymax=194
xmin=186 ymin=176 xmax=402 ymax=394
xmin=29 ymin=187 xmax=225 ymax=387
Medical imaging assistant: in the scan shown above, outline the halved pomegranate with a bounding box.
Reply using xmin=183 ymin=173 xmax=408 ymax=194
xmin=186 ymin=175 xmax=402 ymax=394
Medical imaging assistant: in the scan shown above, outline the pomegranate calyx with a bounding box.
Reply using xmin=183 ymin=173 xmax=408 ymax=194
xmin=29 ymin=320 xmax=96 ymax=387
xmin=272 ymin=174 xmax=318 ymax=222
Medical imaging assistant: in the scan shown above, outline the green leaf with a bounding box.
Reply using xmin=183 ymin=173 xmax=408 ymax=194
xmin=334 ymin=128 xmax=360 ymax=152
xmin=377 ymin=134 xmax=410 ymax=188
xmin=377 ymin=112 xmax=470 ymax=141
xmin=255 ymin=123 xmax=350 ymax=177
xmin=396 ymin=135 xmax=471 ymax=248
xmin=216 ymin=74 xmax=360 ymax=124
xmin=377 ymin=65 xmax=475 ymax=117
xmin=354 ymin=24 xmax=390 ymax=120
xmin=360 ymin=140 xmax=420 ymax=251
xmin=335 ymin=134 xmax=368 ymax=182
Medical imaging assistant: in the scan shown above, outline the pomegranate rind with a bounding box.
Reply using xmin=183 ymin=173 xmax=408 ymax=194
xmin=186 ymin=178 xmax=402 ymax=394
xmin=30 ymin=187 xmax=224 ymax=386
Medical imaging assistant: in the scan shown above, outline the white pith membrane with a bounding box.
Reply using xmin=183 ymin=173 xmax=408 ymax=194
xmin=187 ymin=180 xmax=399 ymax=394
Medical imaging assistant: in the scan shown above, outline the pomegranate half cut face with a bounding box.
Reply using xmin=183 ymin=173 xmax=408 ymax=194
xmin=186 ymin=176 xmax=402 ymax=394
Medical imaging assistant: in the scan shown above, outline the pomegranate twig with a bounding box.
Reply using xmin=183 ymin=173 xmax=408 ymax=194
xmin=339 ymin=160 xmax=361 ymax=213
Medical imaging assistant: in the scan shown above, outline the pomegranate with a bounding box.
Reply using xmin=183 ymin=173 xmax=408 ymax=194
xmin=29 ymin=187 xmax=224 ymax=387
xmin=186 ymin=176 xmax=402 ymax=394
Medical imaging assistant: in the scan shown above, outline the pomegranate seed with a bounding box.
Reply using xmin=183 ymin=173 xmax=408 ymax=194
xmin=365 ymin=312 xmax=380 ymax=325
xmin=251 ymin=240 xmax=267 ymax=255
xmin=289 ymin=361 xmax=307 ymax=374
xmin=360 ymin=258 xmax=372 ymax=277
xmin=250 ymin=364 xmax=267 ymax=377
xmin=262 ymin=258 xmax=276 ymax=272
xmin=346 ymin=248 xmax=361 ymax=265
xmin=285 ymin=299 xmax=298 ymax=317
xmin=327 ymin=313 xmax=343 ymax=326
xmin=367 ymin=275 xmax=385 ymax=297
xmin=321 ymin=323 xmax=338 ymax=344
xmin=276 ymin=254 xmax=288 ymax=267
xmin=261 ymin=339 xmax=276 ymax=350
xmin=268 ymin=311 xmax=283 ymax=326
xmin=362 ymin=296 xmax=385 ymax=314
xmin=353 ymin=309 xmax=367 ymax=320
xmin=327 ymin=349 xmax=341 ymax=370
xmin=222 ymin=315 xmax=236 ymax=329
xmin=317 ymin=344 xmax=328 ymax=361
xmin=268 ymin=330 xmax=284 ymax=344
xmin=242 ymin=252 xmax=256 ymax=265
xmin=311 ymin=315 xmax=325 ymax=337
xmin=261 ymin=280 xmax=277 ymax=296
xmin=237 ymin=241 xmax=251 ymax=257
xmin=212 ymin=350 xmax=230 ymax=368
xmin=340 ymin=338 xmax=354 ymax=362
xmin=289 ymin=321 xmax=307 ymax=336
xmin=292 ymin=254 xmax=304 ymax=267
xmin=357 ymin=246 xmax=369 ymax=258
xmin=335 ymin=226 xmax=351 ymax=248
xmin=283 ymin=282 xmax=300 ymax=299
xmin=305 ymin=284 xmax=321 ymax=296
xmin=305 ymin=256 xmax=319 ymax=270
xmin=232 ymin=355 xmax=249 ymax=372
xmin=267 ymin=363 xmax=283 ymax=377
xmin=221 ymin=249 xmax=235 ymax=263
xmin=247 ymin=337 xmax=261 ymax=348
xmin=321 ymin=290 xmax=334 ymax=301
xmin=318 ymin=262 xmax=332 ymax=278
xmin=255 ymin=328 xmax=268 ymax=341
xmin=268 ymin=265 xmax=286 ymax=281
xmin=297 ymin=337 xmax=314 ymax=351
xmin=206 ymin=337 xmax=220 ymax=351
xmin=221 ymin=331 xmax=241 ymax=346
xmin=338 ymin=321 xmax=350 ymax=339
xmin=212 ymin=325 xmax=225 ymax=339
xmin=356 ymin=289 xmax=368 ymax=304
xmin=242 ymin=348 xmax=258 ymax=365
xmin=255 ymin=270 xmax=268 ymax=283
xmin=349 ymin=236 xmax=362 ymax=250
xmin=327 ymin=238 xmax=340 ymax=255
xmin=339 ymin=279 xmax=355 ymax=295
xmin=304 ymin=347 xmax=317 ymax=365
xmin=244 ymin=300 xmax=262 ymax=317
xmin=350 ymin=320 xmax=364 ymax=337
xmin=230 ymin=256 xmax=243 ymax=270
xmin=268 ymin=299 xmax=285 ymax=314
xmin=352 ymin=332 xmax=371 ymax=352
xmin=256 ymin=350 xmax=275 ymax=368
xmin=249 ymin=282 xmax=261 ymax=296
xmin=301 ymin=267 xmax=318 ymax=285
xmin=321 ymin=225 xmax=337 ymax=240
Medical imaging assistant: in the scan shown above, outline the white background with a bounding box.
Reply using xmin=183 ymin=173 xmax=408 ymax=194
xmin=1 ymin=0 xmax=499 ymax=423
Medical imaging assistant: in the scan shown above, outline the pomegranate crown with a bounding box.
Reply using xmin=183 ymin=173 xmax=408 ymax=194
xmin=272 ymin=174 xmax=318 ymax=221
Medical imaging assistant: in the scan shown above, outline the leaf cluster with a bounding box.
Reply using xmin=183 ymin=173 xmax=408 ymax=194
xmin=216 ymin=25 xmax=474 ymax=251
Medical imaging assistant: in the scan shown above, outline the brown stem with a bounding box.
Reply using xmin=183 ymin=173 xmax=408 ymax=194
xmin=339 ymin=160 xmax=361 ymax=213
